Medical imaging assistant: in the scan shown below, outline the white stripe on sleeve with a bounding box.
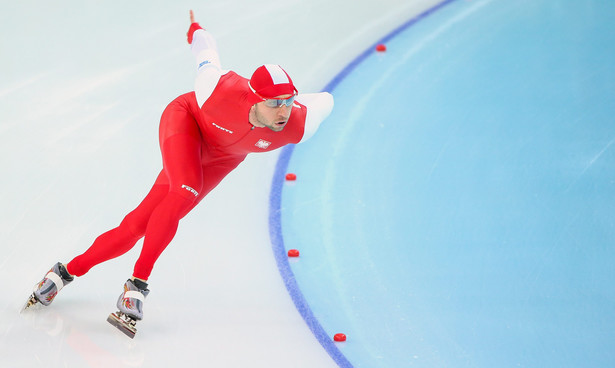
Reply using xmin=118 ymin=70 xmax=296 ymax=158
xmin=191 ymin=29 xmax=223 ymax=107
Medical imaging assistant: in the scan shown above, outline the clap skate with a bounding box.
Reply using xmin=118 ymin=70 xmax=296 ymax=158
xmin=107 ymin=311 xmax=139 ymax=338
xmin=107 ymin=279 xmax=149 ymax=338
xmin=22 ymin=262 xmax=74 ymax=312
xmin=22 ymin=294 xmax=40 ymax=311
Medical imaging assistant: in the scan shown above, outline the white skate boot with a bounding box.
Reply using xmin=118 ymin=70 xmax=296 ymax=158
xmin=107 ymin=279 xmax=150 ymax=338
xmin=23 ymin=262 xmax=74 ymax=311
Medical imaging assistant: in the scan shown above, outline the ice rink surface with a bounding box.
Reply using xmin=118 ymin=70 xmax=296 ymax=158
xmin=282 ymin=0 xmax=615 ymax=366
xmin=4 ymin=0 xmax=613 ymax=367
xmin=0 ymin=0 xmax=441 ymax=367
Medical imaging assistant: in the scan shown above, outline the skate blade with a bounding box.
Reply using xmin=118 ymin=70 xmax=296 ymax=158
xmin=107 ymin=312 xmax=137 ymax=339
xmin=21 ymin=294 xmax=39 ymax=313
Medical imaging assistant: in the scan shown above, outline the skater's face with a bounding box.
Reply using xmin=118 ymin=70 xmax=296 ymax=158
xmin=250 ymin=94 xmax=294 ymax=132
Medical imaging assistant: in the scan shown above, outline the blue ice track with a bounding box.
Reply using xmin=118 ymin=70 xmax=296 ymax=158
xmin=271 ymin=0 xmax=615 ymax=367
xmin=268 ymin=1 xmax=460 ymax=367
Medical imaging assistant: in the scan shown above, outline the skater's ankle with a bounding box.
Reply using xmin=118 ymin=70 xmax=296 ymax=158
xmin=59 ymin=263 xmax=75 ymax=281
xmin=130 ymin=277 xmax=148 ymax=290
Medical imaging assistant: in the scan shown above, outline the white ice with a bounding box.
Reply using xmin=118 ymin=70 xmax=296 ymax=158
xmin=0 ymin=1 xmax=440 ymax=367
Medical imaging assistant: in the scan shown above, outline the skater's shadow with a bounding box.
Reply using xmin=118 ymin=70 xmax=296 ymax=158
xmin=21 ymin=300 xmax=146 ymax=367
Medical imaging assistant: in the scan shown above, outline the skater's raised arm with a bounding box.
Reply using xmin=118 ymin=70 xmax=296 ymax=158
xmin=187 ymin=10 xmax=223 ymax=107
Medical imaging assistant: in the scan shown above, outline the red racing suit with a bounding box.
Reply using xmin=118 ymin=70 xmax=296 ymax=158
xmin=66 ymin=26 xmax=333 ymax=280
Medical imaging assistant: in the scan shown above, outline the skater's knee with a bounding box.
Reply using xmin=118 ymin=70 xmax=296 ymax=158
xmin=120 ymin=212 xmax=149 ymax=238
xmin=161 ymin=190 xmax=200 ymax=222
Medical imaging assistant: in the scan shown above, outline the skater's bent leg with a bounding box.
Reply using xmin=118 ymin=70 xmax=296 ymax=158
xmin=132 ymin=158 xmax=246 ymax=279
xmin=132 ymin=191 xmax=197 ymax=280
xmin=66 ymin=176 xmax=169 ymax=277
xmin=67 ymin=227 xmax=141 ymax=277
xmin=132 ymin=127 xmax=204 ymax=280
xmin=67 ymin=99 xmax=205 ymax=278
